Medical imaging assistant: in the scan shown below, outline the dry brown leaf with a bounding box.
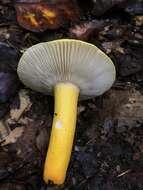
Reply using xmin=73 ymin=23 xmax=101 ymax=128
xmin=10 ymin=89 xmax=32 ymax=122
xmin=134 ymin=15 xmax=143 ymax=26
xmin=0 ymin=120 xmax=11 ymax=142
xmin=1 ymin=127 xmax=24 ymax=146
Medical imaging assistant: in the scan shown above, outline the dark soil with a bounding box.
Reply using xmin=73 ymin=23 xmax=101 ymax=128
xmin=0 ymin=0 xmax=143 ymax=190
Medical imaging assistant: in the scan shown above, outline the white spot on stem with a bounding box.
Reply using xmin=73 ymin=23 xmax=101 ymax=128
xmin=55 ymin=120 xmax=62 ymax=129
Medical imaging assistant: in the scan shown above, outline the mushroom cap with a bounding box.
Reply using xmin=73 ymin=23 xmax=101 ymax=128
xmin=17 ymin=39 xmax=115 ymax=97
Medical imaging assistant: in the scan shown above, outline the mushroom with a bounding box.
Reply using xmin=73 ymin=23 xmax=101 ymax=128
xmin=17 ymin=39 xmax=116 ymax=185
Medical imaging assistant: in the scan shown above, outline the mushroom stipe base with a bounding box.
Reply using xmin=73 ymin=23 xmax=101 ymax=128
xmin=43 ymin=82 xmax=79 ymax=184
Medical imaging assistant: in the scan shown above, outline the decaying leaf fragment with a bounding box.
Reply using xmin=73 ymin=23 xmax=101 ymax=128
xmin=10 ymin=89 xmax=32 ymax=122
xmin=15 ymin=3 xmax=61 ymax=32
xmin=69 ymin=20 xmax=104 ymax=40
xmin=0 ymin=120 xmax=11 ymax=142
xmin=15 ymin=2 xmax=79 ymax=32
xmin=1 ymin=127 xmax=24 ymax=146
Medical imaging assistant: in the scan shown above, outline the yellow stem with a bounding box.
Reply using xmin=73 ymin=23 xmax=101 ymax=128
xmin=43 ymin=82 xmax=79 ymax=185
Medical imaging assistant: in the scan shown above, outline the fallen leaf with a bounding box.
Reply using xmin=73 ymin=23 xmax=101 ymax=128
xmin=102 ymin=41 xmax=124 ymax=54
xmin=0 ymin=120 xmax=11 ymax=142
xmin=10 ymin=89 xmax=32 ymax=122
xmin=15 ymin=2 xmax=79 ymax=32
xmin=69 ymin=20 xmax=104 ymax=40
xmin=15 ymin=3 xmax=62 ymax=32
xmin=1 ymin=127 xmax=24 ymax=146
xmin=134 ymin=15 xmax=143 ymax=26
